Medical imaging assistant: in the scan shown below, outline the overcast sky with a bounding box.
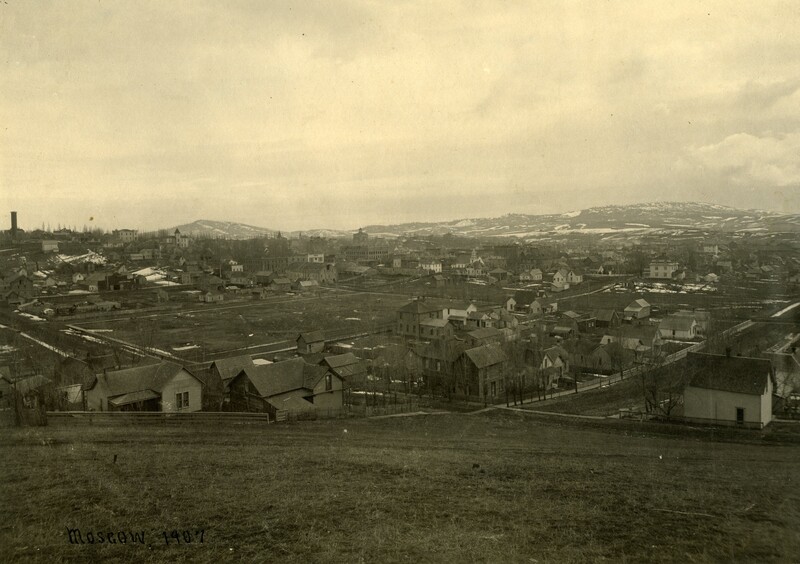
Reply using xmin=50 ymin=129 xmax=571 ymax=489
xmin=2 ymin=1 xmax=800 ymax=232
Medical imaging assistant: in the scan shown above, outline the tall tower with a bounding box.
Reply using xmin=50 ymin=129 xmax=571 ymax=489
xmin=10 ymin=211 xmax=17 ymax=240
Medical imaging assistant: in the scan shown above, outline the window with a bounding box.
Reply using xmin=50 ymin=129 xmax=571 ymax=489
xmin=176 ymin=391 xmax=189 ymax=409
xmin=325 ymin=374 xmax=332 ymax=391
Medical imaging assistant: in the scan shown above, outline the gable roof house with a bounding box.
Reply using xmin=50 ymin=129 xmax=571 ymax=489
xmin=455 ymin=344 xmax=507 ymax=402
xmin=682 ymin=353 xmax=774 ymax=428
xmin=78 ymin=272 xmax=107 ymax=293
xmin=658 ymin=314 xmax=698 ymax=340
xmin=269 ymin=278 xmax=293 ymax=291
xmin=551 ymin=318 xmax=578 ymax=338
xmin=443 ymin=303 xmax=478 ymax=326
xmin=84 ymin=362 xmax=203 ymax=412
xmin=551 ymin=269 xmax=570 ymax=291
xmin=568 ymin=339 xmax=615 ymax=375
xmin=467 ymin=327 xmax=503 ymax=348
xmin=207 ymin=355 xmax=257 ymax=404
xmin=228 ymin=357 xmax=343 ymax=417
xmin=593 ymin=308 xmax=622 ymax=328
xmin=673 ymin=309 xmax=711 ymax=336
xmin=466 ymin=310 xmax=494 ymax=329
xmin=293 ymin=279 xmax=321 ymax=292
xmin=409 ymin=337 xmax=467 ymax=390
xmin=567 ymin=269 xmax=583 ymax=285
xmin=623 ymin=299 xmax=651 ymax=321
xmin=512 ymin=291 xmax=538 ymax=314
xmin=530 ymin=298 xmax=558 ymax=317
xmin=525 ymin=344 xmax=570 ymax=389
xmin=397 ymin=299 xmax=442 ymax=339
xmin=419 ymin=317 xmax=455 ymax=340
xmin=297 ymin=331 xmax=326 ymax=355
xmin=600 ymin=325 xmax=662 ymax=357
xmin=321 ymin=353 xmax=368 ymax=388
xmin=200 ymin=290 xmax=224 ymax=303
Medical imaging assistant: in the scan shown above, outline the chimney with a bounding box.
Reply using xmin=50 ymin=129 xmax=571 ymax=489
xmin=10 ymin=211 xmax=17 ymax=240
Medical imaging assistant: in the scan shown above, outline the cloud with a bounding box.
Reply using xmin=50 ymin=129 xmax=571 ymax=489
xmin=3 ymin=1 xmax=800 ymax=231
xmin=692 ymin=132 xmax=800 ymax=187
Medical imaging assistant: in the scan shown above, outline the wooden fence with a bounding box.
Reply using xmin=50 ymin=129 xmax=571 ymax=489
xmin=43 ymin=401 xmax=419 ymax=427
xmin=46 ymin=411 xmax=271 ymax=426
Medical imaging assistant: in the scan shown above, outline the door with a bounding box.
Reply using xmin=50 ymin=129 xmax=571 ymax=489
xmin=736 ymin=407 xmax=744 ymax=425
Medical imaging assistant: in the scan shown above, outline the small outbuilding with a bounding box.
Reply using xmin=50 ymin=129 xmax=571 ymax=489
xmin=682 ymin=353 xmax=774 ymax=429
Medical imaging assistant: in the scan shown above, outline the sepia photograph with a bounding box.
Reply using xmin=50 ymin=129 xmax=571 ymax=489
xmin=1 ymin=1 xmax=799 ymax=562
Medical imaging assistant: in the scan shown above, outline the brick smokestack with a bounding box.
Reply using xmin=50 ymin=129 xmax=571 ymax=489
xmin=10 ymin=211 xmax=17 ymax=240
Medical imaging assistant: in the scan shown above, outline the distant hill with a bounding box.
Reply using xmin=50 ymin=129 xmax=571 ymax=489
xmin=170 ymin=202 xmax=800 ymax=240
xmin=170 ymin=220 xmax=351 ymax=240
xmin=171 ymin=220 xmax=278 ymax=239
xmin=361 ymin=202 xmax=800 ymax=239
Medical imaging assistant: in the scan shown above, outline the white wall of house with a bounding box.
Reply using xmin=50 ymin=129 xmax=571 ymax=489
xmin=160 ymin=370 xmax=203 ymax=413
xmin=310 ymin=375 xmax=343 ymax=410
xmin=658 ymin=320 xmax=697 ymax=340
xmin=85 ymin=382 xmax=109 ymax=411
xmin=683 ymin=384 xmax=772 ymax=428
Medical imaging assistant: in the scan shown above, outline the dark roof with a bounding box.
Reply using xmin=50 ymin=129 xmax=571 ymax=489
xmin=298 ymin=331 xmax=325 ymax=344
xmin=109 ymin=389 xmax=160 ymax=407
xmin=464 ymin=344 xmax=507 ymax=369
xmin=592 ymin=309 xmax=619 ymax=322
xmin=420 ymin=318 xmax=450 ymax=328
xmin=238 ymin=358 xmax=332 ymax=397
xmin=571 ymin=339 xmax=603 ymax=356
xmin=467 ymin=311 xmax=489 ymax=320
xmin=399 ymin=300 xmax=440 ymax=314
xmin=211 ymin=355 xmax=256 ymax=384
xmin=412 ymin=338 xmax=466 ymax=363
xmin=88 ymin=362 xmax=192 ymax=396
xmin=543 ymin=346 xmax=569 ymax=364
xmin=686 ymin=353 xmax=773 ymax=395
xmin=323 ymin=352 xmax=361 ymax=369
xmin=322 ymin=353 xmax=367 ymax=379
xmin=266 ymin=395 xmax=314 ymax=412
xmin=468 ymin=327 xmax=501 ymax=340
xmin=513 ymin=291 xmax=537 ymax=305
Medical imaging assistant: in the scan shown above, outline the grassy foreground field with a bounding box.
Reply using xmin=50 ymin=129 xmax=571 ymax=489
xmin=2 ymin=413 xmax=799 ymax=563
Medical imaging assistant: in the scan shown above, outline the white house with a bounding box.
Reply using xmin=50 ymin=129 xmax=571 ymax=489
xmin=658 ymin=315 xmax=698 ymax=340
xmin=552 ymin=269 xmax=569 ymax=286
xmin=682 ymin=353 xmax=774 ymax=428
xmin=567 ymin=270 xmax=583 ymax=285
xmin=623 ymin=299 xmax=651 ymax=321
xmin=84 ymin=362 xmax=203 ymax=412
xmin=420 ymin=260 xmax=443 ymax=274
xmin=648 ymin=260 xmax=679 ymax=279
